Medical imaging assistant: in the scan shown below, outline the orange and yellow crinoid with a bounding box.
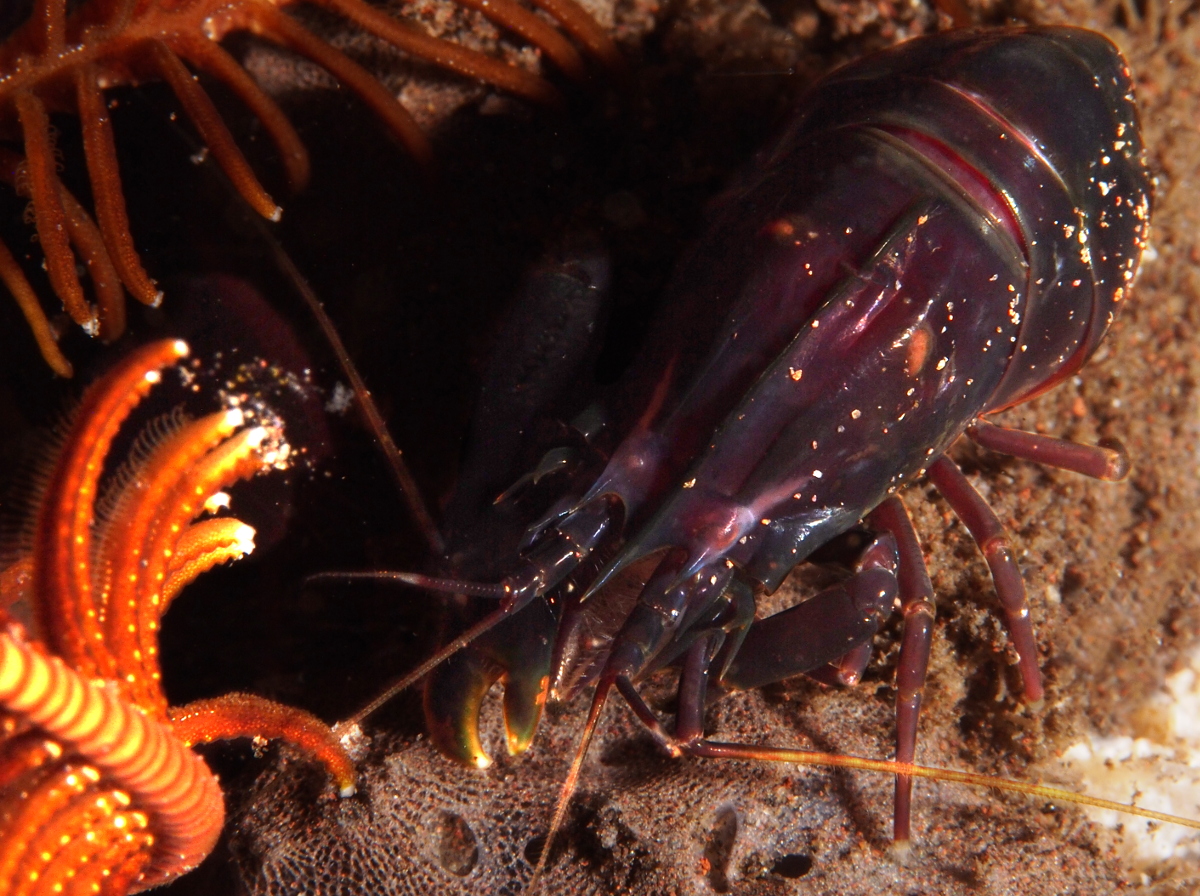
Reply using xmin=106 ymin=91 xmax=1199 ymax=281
xmin=0 ymin=339 xmax=356 ymax=894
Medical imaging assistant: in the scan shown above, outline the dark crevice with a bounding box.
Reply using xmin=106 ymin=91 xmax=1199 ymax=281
xmin=769 ymin=852 xmax=814 ymax=879
xmin=436 ymin=812 xmax=479 ymax=877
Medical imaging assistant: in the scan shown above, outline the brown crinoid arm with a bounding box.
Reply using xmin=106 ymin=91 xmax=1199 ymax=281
xmin=164 ymin=39 xmax=312 ymax=192
xmin=239 ymin=0 xmax=565 ymax=105
xmin=1 ymin=0 xmax=621 ymax=375
xmin=142 ymin=39 xmax=285 ymax=221
xmin=526 ymin=0 xmax=625 ymax=73
xmin=53 ymin=181 xmax=128 ymax=340
xmin=0 ymin=239 xmax=73 ymax=378
xmin=229 ymin=6 xmax=437 ymax=166
xmin=73 ymin=64 xmax=164 ymax=309
xmin=0 ymin=147 xmax=126 ymax=339
xmin=0 ymin=144 xmax=134 ymax=376
xmin=11 ymin=92 xmax=95 ymax=334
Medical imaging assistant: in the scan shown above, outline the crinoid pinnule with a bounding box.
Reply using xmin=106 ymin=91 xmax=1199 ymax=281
xmin=0 ymin=339 xmax=357 ymax=894
xmin=0 ymin=0 xmax=621 ymax=376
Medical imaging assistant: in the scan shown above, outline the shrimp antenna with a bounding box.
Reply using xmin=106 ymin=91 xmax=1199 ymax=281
xmin=302 ymin=570 xmax=522 ymax=725
xmin=156 ymin=88 xmax=445 ymax=556
xmin=244 ymin=193 xmax=446 ymax=557
xmin=240 ymin=198 xmax=526 ymax=727
xmin=526 ymin=674 xmax=616 ymax=894
xmin=306 ymin=570 xmax=506 ymax=599
xmin=341 ymin=597 xmax=521 ymax=726
xmin=682 ymin=740 xmax=1200 ymax=833
xmin=524 ymin=676 xmax=1200 ymax=892
xmin=612 ymin=680 xmax=1200 ymax=843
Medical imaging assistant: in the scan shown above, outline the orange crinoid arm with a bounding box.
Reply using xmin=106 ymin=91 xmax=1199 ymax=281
xmin=0 ymin=339 xmax=357 ymax=894
xmin=0 ymin=0 xmax=621 ymax=375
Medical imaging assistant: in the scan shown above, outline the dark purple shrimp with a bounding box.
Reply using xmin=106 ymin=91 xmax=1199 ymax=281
xmin=331 ymin=25 xmax=1158 ymax=855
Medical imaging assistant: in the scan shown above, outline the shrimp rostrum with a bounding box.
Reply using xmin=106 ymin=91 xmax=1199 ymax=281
xmin=345 ymin=26 xmax=1154 ymax=852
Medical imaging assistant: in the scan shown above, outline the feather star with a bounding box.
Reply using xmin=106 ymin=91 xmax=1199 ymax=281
xmin=0 ymin=339 xmax=356 ymax=895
